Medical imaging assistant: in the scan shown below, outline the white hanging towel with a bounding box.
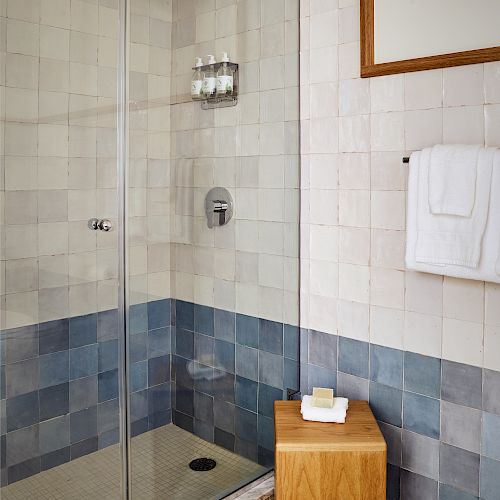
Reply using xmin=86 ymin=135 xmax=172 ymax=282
xmin=406 ymin=150 xmax=500 ymax=284
xmin=429 ymin=144 xmax=480 ymax=217
xmin=415 ymin=147 xmax=494 ymax=268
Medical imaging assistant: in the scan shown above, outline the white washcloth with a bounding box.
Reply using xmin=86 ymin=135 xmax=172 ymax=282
xmin=429 ymin=144 xmax=480 ymax=216
xmin=300 ymin=396 xmax=349 ymax=423
xmin=415 ymin=147 xmax=494 ymax=268
xmin=406 ymin=150 xmax=500 ymax=283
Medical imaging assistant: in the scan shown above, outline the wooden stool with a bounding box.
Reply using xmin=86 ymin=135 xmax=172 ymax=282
xmin=274 ymin=400 xmax=386 ymax=500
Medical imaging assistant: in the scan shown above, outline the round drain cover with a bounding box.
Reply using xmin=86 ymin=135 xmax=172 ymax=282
xmin=189 ymin=458 xmax=216 ymax=471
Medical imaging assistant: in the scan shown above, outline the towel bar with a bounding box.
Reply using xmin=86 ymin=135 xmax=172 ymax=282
xmin=402 ymin=156 xmax=410 ymax=163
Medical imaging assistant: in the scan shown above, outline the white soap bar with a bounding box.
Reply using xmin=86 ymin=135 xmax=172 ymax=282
xmin=312 ymin=387 xmax=334 ymax=399
xmin=312 ymin=396 xmax=334 ymax=408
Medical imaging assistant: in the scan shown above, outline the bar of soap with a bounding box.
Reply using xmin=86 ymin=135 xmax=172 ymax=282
xmin=312 ymin=396 xmax=334 ymax=408
xmin=312 ymin=387 xmax=334 ymax=399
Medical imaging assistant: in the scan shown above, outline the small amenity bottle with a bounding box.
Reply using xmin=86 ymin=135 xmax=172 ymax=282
xmin=202 ymin=55 xmax=217 ymax=98
xmin=191 ymin=57 xmax=204 ymax=100
xmin=216 ymin=52 xmax=233 ymax=97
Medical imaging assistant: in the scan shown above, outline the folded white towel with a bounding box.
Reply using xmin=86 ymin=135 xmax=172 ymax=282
xmin=415 ymin=147 xmax=494 ymax=268
xmin=300 ymin=395 xmax=349 ymax=423
xmin=429 ymin=144 xmax=480 ymax=216
xmin=406 ymin=150 xmax=500 ymax=283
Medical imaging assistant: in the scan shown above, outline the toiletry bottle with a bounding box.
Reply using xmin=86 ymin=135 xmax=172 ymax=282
xmin=191 ymin=57 xmax=204 ymax=100
xmin=202 ymin=55 xmax=217 ymax=98
xmin=216 ymin=52 xmax=233 ymax=97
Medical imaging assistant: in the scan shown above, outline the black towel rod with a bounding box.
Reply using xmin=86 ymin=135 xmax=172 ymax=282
xmin=402 ymin=156 xmax=410 ymax=163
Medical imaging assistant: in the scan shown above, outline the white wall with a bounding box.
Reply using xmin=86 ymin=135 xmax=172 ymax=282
xmin=300 ymin=0 xmax=500 ymax=371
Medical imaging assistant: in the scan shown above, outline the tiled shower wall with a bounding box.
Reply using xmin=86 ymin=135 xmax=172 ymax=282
xmin=0 ymin=0 xmax=172 ymax=331
xmin=299 ymin=0 xmax=500 ymax=499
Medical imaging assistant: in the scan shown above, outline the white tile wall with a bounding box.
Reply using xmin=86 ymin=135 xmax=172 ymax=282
xmin=300 ymin=0 xmax=500 ymax=368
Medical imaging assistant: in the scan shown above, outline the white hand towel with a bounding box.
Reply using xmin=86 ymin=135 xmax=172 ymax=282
xmin=429 ymin=144 xmax=480 ymax=216
xmin=415 ymin=147 xmax=494 ymax=268
xmin=406 ymin=150 xmax=500 ymax=283
xmin=300 ymin=395 xmax=349 ymax=423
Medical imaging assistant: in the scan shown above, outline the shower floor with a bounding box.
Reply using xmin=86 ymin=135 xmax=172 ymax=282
xmin=1 ymin=424 xmax=268 ymax=500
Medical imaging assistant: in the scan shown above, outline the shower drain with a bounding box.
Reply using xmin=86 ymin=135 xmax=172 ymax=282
xmin=189 ymin=458 xmax=217 ymax=471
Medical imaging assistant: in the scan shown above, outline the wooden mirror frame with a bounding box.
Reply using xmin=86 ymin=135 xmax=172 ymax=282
xmin=360 ymin=0 xmax=500 ymax=78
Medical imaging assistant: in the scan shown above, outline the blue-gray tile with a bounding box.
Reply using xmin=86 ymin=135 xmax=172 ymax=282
xmin=214 ymin=309 xmax=235 ymax=342
xmin=129 ymin=303 xmax=148 ymax=334
xmin=235 ymin=376 xmax=258 ymax=412
xmin=378 ymin=422 xmax=401 ymax=466
xmin=4 ymin=325 xmax=38 ymax=364
xmin=130 ymin=360 xmax=148 ymax=392
xmin=5 ymin=358 xmax=39 ymax=398
xmin=39 ymin=319 xmax=69 ymax=355
xmin=480 ymin=456 xmax=500 ymax=500
xmin=214 ymin=339 xmax=235 ymax=373
xmin=441 ymin=360 xmax=482 ymax=410
xmin=6 ymin=425 xmax=39 ymax=467
xmin=69 ymin=314 xmax=97 ymax=348
xmin=176 ymin=328 xmax=193 ymax=359
xmin=337 ymin=372 xmax=369 ymax=400
xmin=439 ymin=483 xmax=479 ymax=500
xmin=148 ymin=382 xmax=170 ymax=415
xmin=70 ymin=375 xmax=97 ymax=412
xmin=402 ymin=429 xmax=439 ymax=480
xmin=148 ymin=355 xmax=170 ymax=386
xmin=213 ymin=399 xmax=234 ymax=434
xmin=369 ymin=382 xmax=402 ymax=427
xmin=6 ymin=391 xmax=39 ymax=432
xmin=39 ymin=382 xmax=69 ymax=421
xmin=214 ymin=427 xmax=234 ymax=452
xmin=97 ymin=309 xmax=118 ymax=342
xmin=41 ymin=447 xmax=70 ymax=472
xmin=236 ymin=314 xmax=258 ymax=349
xmin=98 ymin=369 xmax=118 ymax=403
xmin=39 ymin=350 xmax=69 ymax=388
xmin=307 ymin=364 xmax=337 ymax=394
xmin=235 ymin=437 xmax=258 ymax=462
xmin=235 ymin=406 xmax=257 ymax=442
xmin=404 ymin=351 xmax=441 ymax=398
xmin=176 ymin=301 xmax=194 ymax=331
xmin=259 ymin=319 xmax=283 ymax=355
xmin=8 ymin=457 xmax=41 ymax=484
xmin=370 ymin=344 xmax=403 ymax=389
xmin=130 ymin=389 xmax=149 ymax=422
xmin=70 ymin=344 xmax=98 ymax=380
xmin=283 ymin=324 xmax=299 ymax=361
xmin=308 ymin=330 xmax=337 ymax=370
xmin=194 ymin=391 xmax=213 ymax=425
xmin=194 ymin=333 xmax=214 ymax=366
xmin=194 ymin=304 xmax=214 ymax=336
xmin=148 ymin=299 xmax=170 ymax=330
xmin=148 ymin=327 xmax=170 ymax=357
xmin=235 ymin=344 xmax=258 ymax=381
xmin=259 ymin=350 xmax=283 ymax=389
xmin=283 ymin=358 xmax=299 ymax=391
xmin=403 ymin=391 xmax=440 ymax=439
xmin=129 ymin=332 xmax=147 ymax=363
xmin=98 ymin=339 xmax=118 ymax=373
xmin=401 ymin=470 xmax=438 ymax=500
xmin=439 ymin=443 xmax=479 ymax=496
xmin=194 ymin=419 xmax=213 ymax=442
xmin=441 ymin=401 xmax=481 ymax=454
xmin=483 ymin=369 xmax=500 ymax=416
xmin=482 ymin=411 xmax=500 ymax=461
xmin=39 ymin=415 xmax=69 ymax=455
xmin=338 ymin=337 xmax=369 ymax=378
xmin=258 ymin=383 xmax=283 ymax=418
xmin=97 ymin=398 xmax=119 ymax=435
xmin=387 ymin=464 xmax=401 ymax=500
xmin=71 ymin=436 xmax=98 ymax=459
xmin=212 ymin=368 xmax=235 ymax=404
xmin=257 ymin=414 xmax=274 ymax=451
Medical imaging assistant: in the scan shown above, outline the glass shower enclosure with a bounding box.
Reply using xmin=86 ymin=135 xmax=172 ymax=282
xmin=0 ymin=0 xmax=300 ymax=498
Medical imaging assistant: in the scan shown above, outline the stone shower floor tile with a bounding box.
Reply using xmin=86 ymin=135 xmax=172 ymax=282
xmin=1 ymin=424 xmax=268 ymax=500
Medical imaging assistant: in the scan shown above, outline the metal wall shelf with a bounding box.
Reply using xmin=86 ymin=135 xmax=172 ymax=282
xmin=192 ymin=61 xmax=239 ymax=109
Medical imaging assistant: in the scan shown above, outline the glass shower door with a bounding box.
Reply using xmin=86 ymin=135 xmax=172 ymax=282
xmin=0 ymin=0 xmax=126 ymax=497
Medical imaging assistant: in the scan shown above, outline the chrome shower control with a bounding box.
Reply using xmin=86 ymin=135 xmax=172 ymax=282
xmin=98 ymin=219 xmax=112 ymax=231
xmin=88 ymin=218 xmax=113 ymax=231
xmin=205 ymin=187 xmax=233 ymax=228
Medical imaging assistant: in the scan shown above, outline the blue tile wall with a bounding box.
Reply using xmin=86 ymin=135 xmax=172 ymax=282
xmin=301 ymin=329 xmax=500 ymax=500
xmin=172 ymin=301 xmax=299 ymax=467
xmin=0 ymin=299 xmax=173 ymax=486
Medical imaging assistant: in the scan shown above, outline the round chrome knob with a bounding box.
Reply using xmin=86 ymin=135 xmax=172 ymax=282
xmin=98 ymin=219 xmax=112 ymax=231
xmin=88 ymin=218 xmax=99 ymax=230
